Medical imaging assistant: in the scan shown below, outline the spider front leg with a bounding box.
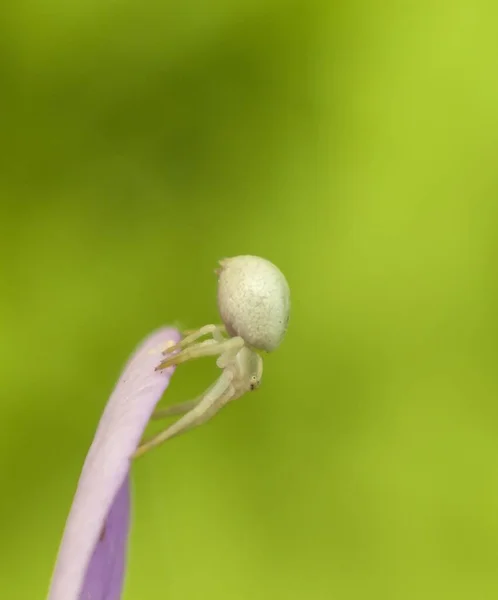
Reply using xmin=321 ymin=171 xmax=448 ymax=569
xmin=151 ymin=344 xmax=242 ymax=418
xmin=164 ymin=324 xmax=227 ymax=358
xmin=180 ymin=324 xmax=227 ymax=343
xmin=155 ymin=335 xmax=244 ymax=370
xmin=133 ymin=370 xmax=235 ymax=458
xmin=152 ymin=398 xmax=201 ymax=419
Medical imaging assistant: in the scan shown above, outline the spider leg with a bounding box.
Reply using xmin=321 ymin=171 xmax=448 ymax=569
xmin=181 ymin=324 xmax=227 ymax=341
xmin=152 ymin=398 xmax=201 ymax=419
xmin=216 ymin=343 xmax=245 ymax=368
xmin=164 ymin=324 xmax=227 ymax=357
xmin=133 ymin=371 xmax=235 ymax=458
xmin=155 ymin=336 xmax=244 ymax=370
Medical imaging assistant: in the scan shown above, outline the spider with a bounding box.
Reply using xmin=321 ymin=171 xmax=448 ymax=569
xmin=133 ymin=255 xmax=290 ymax=458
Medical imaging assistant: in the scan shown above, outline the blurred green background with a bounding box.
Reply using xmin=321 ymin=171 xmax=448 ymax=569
xmin=1 ymin=0 xmax=498 ymax=598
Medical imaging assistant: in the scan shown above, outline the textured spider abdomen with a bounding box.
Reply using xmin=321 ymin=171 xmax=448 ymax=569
xmin=217 ymin=255 xmax=290 ymax=352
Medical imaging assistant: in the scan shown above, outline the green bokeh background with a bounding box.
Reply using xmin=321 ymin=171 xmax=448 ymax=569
xmin=1 ymin=1 xmax=498 ymax=598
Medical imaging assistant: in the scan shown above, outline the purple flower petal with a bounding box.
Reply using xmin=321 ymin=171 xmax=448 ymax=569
xmin=79 ymin=475 xmax=130 ymax=600
xmin=48 ymin=327 xmax=181 ymax=600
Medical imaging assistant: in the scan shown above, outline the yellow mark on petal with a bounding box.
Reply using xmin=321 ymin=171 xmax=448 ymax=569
xmin=148 ymin=340 xmax=176 ymax=356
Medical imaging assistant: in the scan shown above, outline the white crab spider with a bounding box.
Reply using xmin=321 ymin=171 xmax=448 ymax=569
xmin=133 ymin=255 xmax=290 ymax=458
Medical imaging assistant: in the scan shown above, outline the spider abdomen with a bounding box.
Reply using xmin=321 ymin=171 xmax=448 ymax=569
xmin=217 ymin=255 xmax=290 ymax=352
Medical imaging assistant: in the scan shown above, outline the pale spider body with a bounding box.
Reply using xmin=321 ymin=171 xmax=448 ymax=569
xmin=133 ymin=255 xmax=289 ymax=458
xmin=217 ymin=255 xmax=290 ymax=351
